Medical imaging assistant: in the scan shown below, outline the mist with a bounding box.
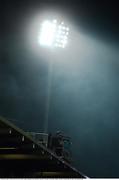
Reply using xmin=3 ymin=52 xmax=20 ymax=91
xmin=1 ymin=2 xmax=119 ymax=177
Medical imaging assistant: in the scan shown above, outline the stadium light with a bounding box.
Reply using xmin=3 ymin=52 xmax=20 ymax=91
xmin=38 ymin=19 xmax=69 ymax=48
xmin=37 ymin=18 xmax=70 ymax=133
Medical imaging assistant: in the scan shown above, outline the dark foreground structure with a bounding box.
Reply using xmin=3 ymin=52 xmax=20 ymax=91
xmin=0 ymin=116 xmax=87 ymax=178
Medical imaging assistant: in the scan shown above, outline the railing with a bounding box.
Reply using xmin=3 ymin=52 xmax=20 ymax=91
xmin=26 ymin=132 xmax=48 ymax=147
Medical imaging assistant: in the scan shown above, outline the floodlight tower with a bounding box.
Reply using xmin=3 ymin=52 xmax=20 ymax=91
xmin=38 ymin=19 xmax=69 ymax=133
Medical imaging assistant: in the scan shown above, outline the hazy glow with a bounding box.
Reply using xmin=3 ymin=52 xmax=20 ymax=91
xmin=38 ymin=19 xmax=69 ymax=48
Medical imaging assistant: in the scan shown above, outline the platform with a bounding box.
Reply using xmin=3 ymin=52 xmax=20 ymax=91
xmin=0 ymin=116 xmax=87 ymax=178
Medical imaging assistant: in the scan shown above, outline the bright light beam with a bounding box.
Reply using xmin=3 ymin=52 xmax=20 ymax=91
xmin=39 ymin=20 xmax=56 ymax=46
xmin=38 ymin=19 xmax=69 ymax=48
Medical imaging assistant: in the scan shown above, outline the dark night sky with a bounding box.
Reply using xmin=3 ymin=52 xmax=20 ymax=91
xmin=1 ymin=0 xmax=119 ymax=177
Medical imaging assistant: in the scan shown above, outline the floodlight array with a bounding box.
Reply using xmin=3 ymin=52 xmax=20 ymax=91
xmin=38 ymin=20 xmax=69 ymax=48
xmin=39 ymin=20 xmax=56 ymax=46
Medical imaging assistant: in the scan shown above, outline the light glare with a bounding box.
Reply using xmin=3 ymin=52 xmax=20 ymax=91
xmin=39 ymin=21 xmax=56 ymax=46
xmin=39 ymin=19 xmax=69 ymax=48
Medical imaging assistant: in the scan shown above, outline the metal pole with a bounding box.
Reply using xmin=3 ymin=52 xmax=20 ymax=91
xmin=44 ymin=57 xmax=54 ymax=133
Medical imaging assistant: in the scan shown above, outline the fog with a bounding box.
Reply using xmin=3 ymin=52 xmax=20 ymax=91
xmin=1 ymin=9 xmax=119 ymax=177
